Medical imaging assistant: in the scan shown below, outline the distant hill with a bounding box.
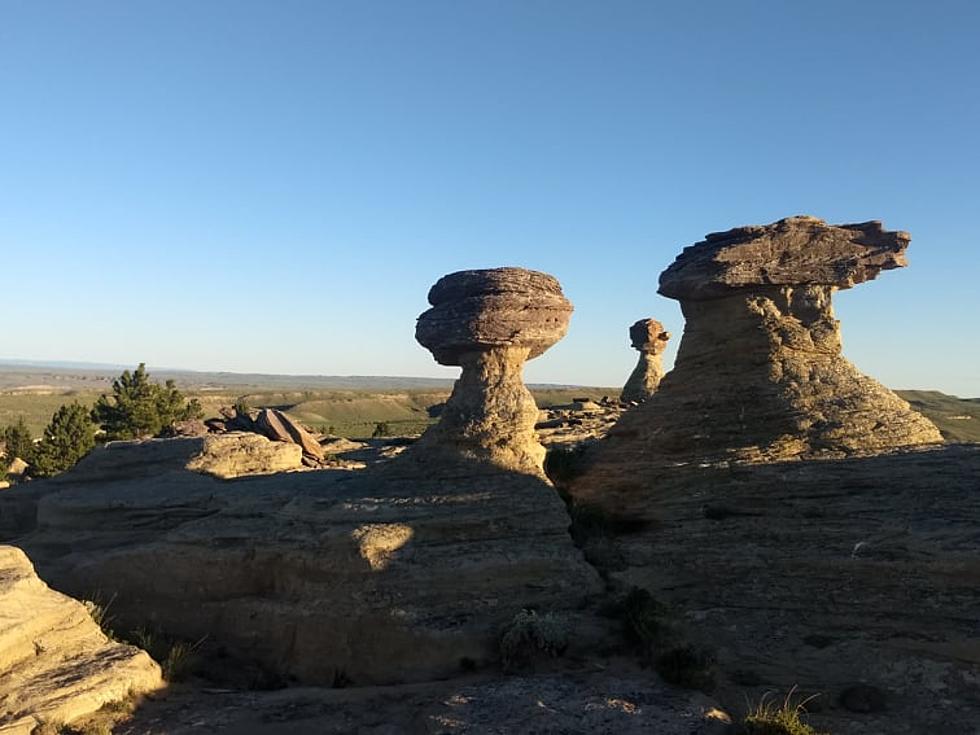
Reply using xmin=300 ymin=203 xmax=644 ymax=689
xmin=2 ymin=360 xmax=976 ymax=442
xmin=0 ymin=360 xmax=582 ymax=392
xmin=896 ymin=390 xmax=980 ymax=443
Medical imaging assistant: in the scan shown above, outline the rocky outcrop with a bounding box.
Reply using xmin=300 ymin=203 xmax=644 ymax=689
xmin=581 ymin=445 xmax=980 ymax=735
xmin=575 ymin=216 xmax=941 ymax=508
xmin=253 ymin=409 xmax=325 ymax=464
xmin=1 ymin=268 xmax=602 ymax=689
xmin=0 ymin=546 xmax=163 ymax=732
xmin=620 ymin=319 xmax=670 ymax=403
xmin=410 ymin=267 xmax=573 ymax=476
xmin=112 ymin=668 xmax=730 ymax=734
xmin=207 ymin=408 xmax=325 ymax=466
xmin=5 ymin=438 xmax=602 ymax=688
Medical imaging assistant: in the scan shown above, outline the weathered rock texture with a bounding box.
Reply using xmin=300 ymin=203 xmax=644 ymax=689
xmin=1 ymin=438 xmax=601 ymax=687
xmin=113 ymin=667 xmax=729 ymax=734
xmin=585 ymin=446 xmax=980 ymax=735
xmin=411 ymin=267 xmax=573 ymax=476
xmin=0 ymin=546 xmax=163 ymax=732
xmin=577 ymin=216 xmax=941 ymax=501
xmin=620 ymin=318 xmax=670 ymax=403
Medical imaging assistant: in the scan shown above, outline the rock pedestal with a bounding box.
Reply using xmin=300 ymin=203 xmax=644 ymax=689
xmin=620 ymin=318 xmax=670 ymax=403
xmin=571 ymin=216 xmax=942 ymax=512
xmin=412 ymin=267 xmax=573 ymax=476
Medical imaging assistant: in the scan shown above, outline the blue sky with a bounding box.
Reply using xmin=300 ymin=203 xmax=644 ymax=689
xmin=1 ymin=1 xmax=978 ymax=395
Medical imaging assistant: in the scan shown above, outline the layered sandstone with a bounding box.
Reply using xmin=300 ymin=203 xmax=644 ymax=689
xmin=620 ymin=318 xmax=670 ymax=403
xmin=1 ymin=269 xmax=602 ymax=688
xmin=410 ymin=267 xmax=573 ymax=476
xmin=575 ymin=216 xmax=940 ymax=512
xmin=0 ymin=546 xmax=163 ymax=732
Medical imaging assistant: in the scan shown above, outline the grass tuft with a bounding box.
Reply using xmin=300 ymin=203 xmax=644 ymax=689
xmin=499 ymin=609 xmax=569 ymax=672
xmin=740 ymin=688 xmax=826 ymax=735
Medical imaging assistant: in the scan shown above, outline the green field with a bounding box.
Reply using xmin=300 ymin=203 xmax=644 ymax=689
xmin=0 ymin=386 xmax=620 ymax=440
xmin=895 ymin=390 xmax=980 ymax=443
xmin=2 ymin=381 xmax=976 ymax=444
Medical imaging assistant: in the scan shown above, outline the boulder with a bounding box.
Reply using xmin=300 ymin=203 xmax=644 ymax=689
xmin=0 ymin=546 xmax=162 ymax=732
xmin=619 ymin=318 xmax=670 ymax=403
xmin=254 ymin=409 xmax=325 ymax=463
xmin=410 ymin=267 xmax=573 ymax=476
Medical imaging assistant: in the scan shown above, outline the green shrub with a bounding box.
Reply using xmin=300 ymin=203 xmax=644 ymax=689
xmin=162 ymin=638 xmax=205 ymax=682
xmin=2 ymin=416 xmax=34 ymax=466
xmin=30 ymin=402 xmax=96 ymax=478
xmin=371 ymin=421 xmax=391 ymax=438
xmin=123 ymin=625 xmax=206 ymax=682
xmin=499 ymin=609 xmax=569 ymax=672
xmin=82 ymin=592 xmax=117 ymax=640
xmin=91 ymin=363 xmax=202 ymax=440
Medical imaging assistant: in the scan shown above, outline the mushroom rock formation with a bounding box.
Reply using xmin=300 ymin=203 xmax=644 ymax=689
xmin=411 ymin=267 xmax=573 ymax=476
xmin=571 ymin=216 xmax=942 ymax=509
xmin=620 ymin=318 xmax=670 ymax=403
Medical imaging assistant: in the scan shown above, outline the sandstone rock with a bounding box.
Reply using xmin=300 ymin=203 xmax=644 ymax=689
xmin=185 ymin=432 xmax=304 ymax=478
xmin=168 ymin=419 xmax=210 ymax=437
xmin=5 ymin=440 xmax=602 ymax=687
xmin=575 ymin=216 xmax=941 ymax=504
xmin=658 ymin=215 xmax=910 ymax=300
xmin=0 ymin=546 xmax=163 ymax=731
xmin=254 ymin=409 xmax=324 ymax=463
xmin=111 ymin=667 xmax=728 ymax=734
xmin=410 ymin=267 xmax=573 ymax=476
xmin=584 ymin=445 xmax=980 ymax=735
xmin=3 ymin=459 xmax=28 ymax=481
xmin=620 ymin=318 xmax=670 ymax=403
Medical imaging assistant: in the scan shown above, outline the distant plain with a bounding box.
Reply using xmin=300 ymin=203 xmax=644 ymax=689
xmin=1 ymin=361 xmax=977 ymax=442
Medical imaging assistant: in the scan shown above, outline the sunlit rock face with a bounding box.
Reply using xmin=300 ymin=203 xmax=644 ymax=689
xmin=5 ymin=267 xmax=603 ymax=690
xmin=620 ymin=318 xmax=670 ymax=403
xmin=0 ymin=545 xmax=163 ymax=731
xmin=410 ymin=267 xmax=573 ymax=477
xmin=571 ymin=216 xmax=942 ymax=511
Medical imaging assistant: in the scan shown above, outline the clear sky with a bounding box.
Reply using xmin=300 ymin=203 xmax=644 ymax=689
xmin=1 ymin=1 xmax=978 ymax=395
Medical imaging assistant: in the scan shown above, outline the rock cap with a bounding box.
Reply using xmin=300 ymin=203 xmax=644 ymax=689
xmin=658 ymin=215 xmax=911 ymax=301
xmin=629 ymin=318 xmax=670 ymax=353
xmin=416 ymin=267 xmax=573 ymax=365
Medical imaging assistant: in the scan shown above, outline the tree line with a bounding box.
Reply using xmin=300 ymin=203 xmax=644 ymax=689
xmin=1 ymin=363 xmax=201 ymax=480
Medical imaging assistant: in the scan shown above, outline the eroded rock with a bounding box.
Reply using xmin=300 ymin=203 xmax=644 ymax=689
xmin=0 ymin=546 xmax=163 ymax=732
xmin=410 ymin=267 xmax=573 ymax=476
xmin=620 ymin=319 xmax=670 ymax=403
xmin=575 ymin=216 xmax=941 ymax=510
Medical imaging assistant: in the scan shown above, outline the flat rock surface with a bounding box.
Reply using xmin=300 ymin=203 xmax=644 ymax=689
xmin=587 ymin=445 xmax=980 ymax=735
xmin=4 ymin=438 xmax=602 ymax=688
xmin=113 ymin=665 xmax=727 ymax=734
xmin=0 ymin=546 xmax=163 ymax=732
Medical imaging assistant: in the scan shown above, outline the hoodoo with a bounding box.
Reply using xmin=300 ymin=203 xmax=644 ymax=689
xmin=620 ymin=318 xmax=670 ymax=403
xmin=571 ymin=216 xmax=942 ymax=510
xmin=411 ymin=267 xmax=573 ymax=476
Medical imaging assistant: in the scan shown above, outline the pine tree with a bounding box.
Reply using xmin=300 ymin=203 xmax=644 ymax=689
xmin=30 ymin=402 xmax=96 ymax=478
xmin=1 ymin=417 xmax=34 ymax=466
xmin=91 ymin=363 xmax=203 ymax=440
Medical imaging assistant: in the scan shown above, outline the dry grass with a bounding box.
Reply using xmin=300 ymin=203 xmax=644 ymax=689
xmin=740 ymin=687 xmax=826 ymax=735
